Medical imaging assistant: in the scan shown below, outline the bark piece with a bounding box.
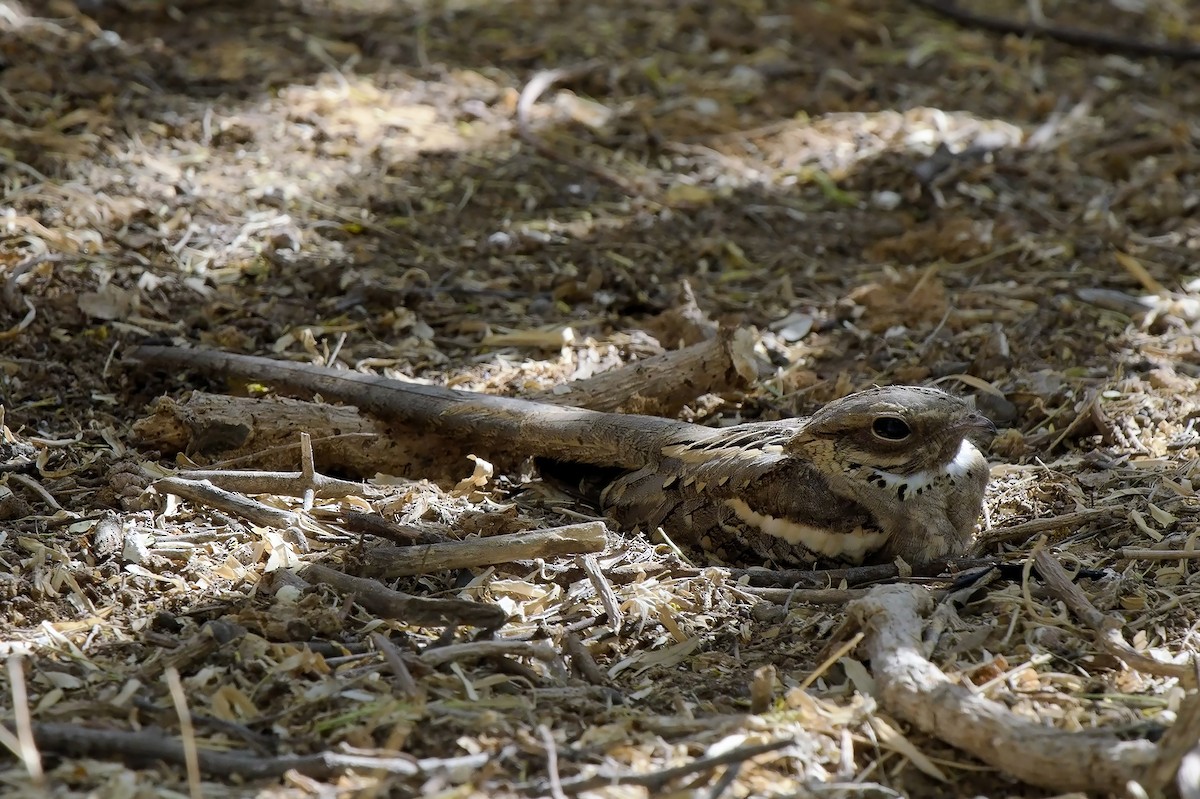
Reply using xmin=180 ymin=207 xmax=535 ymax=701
xmin=850 ymin=584 xmax=1158 ymax=792
xmin=359 ymin=521 xmax=608 ymax=578
xmin=128 ymin=328 xmax=757 ymax=472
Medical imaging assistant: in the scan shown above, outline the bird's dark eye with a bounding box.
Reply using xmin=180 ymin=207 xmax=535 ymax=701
xmin=872 ymin=416 xmax=911 ymax=440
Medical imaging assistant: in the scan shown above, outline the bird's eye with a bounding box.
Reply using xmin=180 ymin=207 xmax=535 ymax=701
xmin=872 ymin=416 xmax=911 ymax=441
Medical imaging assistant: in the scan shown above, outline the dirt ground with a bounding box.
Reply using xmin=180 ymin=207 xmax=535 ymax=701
xmin=3 ymin=0 xmax=1200 ymax=796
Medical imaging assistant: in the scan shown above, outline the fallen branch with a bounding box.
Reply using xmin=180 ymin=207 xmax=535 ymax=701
xmin=131 ymin=330 xmax=756 ymax=475
xmin=360 ymin=521 xmax=608 ymax=578
xmin=132 ymin=393 xmax=414 ymax=475
xmin=849 ymin=584 xmax=1158 ymax=792
xmin=531 ymin=327 xmax=758 ymax=416
xmin=271 ymin=562 xmax=507 ymax=629
xmin=154 ymin=477 xmax=298 ymax=529
xmin=419 ymin=640 xmax=560 ymax=669
xmin=976 ymin=508 xmax=1115 ymax=548
xmin=1120 ymin=547 xmax=1200 ymax=561
xmin=1033 ymin=547 xmax=1195 ymax=687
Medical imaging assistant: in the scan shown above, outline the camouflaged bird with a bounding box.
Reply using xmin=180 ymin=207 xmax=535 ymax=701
xmin=129 ymin=347 xmax=995 ymax=566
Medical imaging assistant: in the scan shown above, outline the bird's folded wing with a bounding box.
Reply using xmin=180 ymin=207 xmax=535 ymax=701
xmin=602 ymin=422 xmax=886 ymax=565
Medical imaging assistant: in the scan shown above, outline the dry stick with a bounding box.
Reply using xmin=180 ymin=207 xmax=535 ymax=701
xmin=562 ymin=633 xmax=609 ymax=686
xmin=133 ymin=348 xmax=681 ymax=471
xmin=976 ymin=508 xmax=1114 ymax=548
xmin=335 ymin=511 xmax=449 ymax=545
xmin=369 ymin=632 xmax=422 ymax=698
xmin=516 ymin=61 xmax=651 ymax=200
xmin=578 ymin=554 xmax=623 ymax=630
xmin=295 ymin=562 xmax=507 ymax=629
xmin=165 ymin=667 xmax=201 ymax=799
xmin=26 ymin=722 xmax=487 ymax=780
xmin=7 ymin=472 xmax=62 ymax=511
xmin=728 ymin=557 xmax=999 ymax=589
xmin=419 ymin=640 xmax=560 ymax=669
xmin=361 ymin=521 xmax=608 ymax=578
xmin=1121 ymin=547 xmax=1200 ymax=561
xmin=530 ymin=328 xmax=756 ymax=416
xmin=735 ymin=585 xmax=867 ymax=605
xmin=539 ymin=724 xmax=569 ymax=799
xmin=1140 ymin=663 xmax=1200 ymax=795
xmin=548 ymin=738 xmax=793 ymax=795
xmin=850 ymin=584 xmax=1157 ymax=792
xmin=4 ymin=657 xmax=42 ymax=788
xmin=207 ymin=432 xmax=378 ymax=471
xmin=1032 ymin=547 xmax=1196 ymax=687
xmin=155 ymin=476 xmax=299 ymax=529
xmin=911 ymin=0 xmax=1200 ymax=60
xmin=173 ymin=467 xmax=363 ymax=499
xmin=131 ymin=331 xmax=755 ymax=475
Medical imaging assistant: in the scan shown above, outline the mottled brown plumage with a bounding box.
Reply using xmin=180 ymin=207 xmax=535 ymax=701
xmin=599 ymin=387 xmax=994 ymax=565
xmin=129 ymin=347 xmax=995 ymax=566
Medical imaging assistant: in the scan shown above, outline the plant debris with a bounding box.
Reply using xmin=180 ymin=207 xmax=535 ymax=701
xmin=3 ymin=0 xmax=1200 ymax=796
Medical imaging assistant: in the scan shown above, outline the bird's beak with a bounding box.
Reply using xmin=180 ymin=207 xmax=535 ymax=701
xmin=957 ymin=411 xmax=997 ymax=437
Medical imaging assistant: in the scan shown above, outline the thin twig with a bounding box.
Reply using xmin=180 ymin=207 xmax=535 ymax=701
xmin=165 ymin=667 xmax=201 ymax=799
xmin=579 ymin=554 xmax=623 ymax=631
xmin=419 ymin=640 xmax=560 ymax=669
xmin=4 ymin=657 xmax=42 ymax=787
xmin=1033 ymin=547 xmax=1195 ymax=686
xmin=1120 ymin=547 xmax=1200 ymax=561
xmin=370 ymin=633 xmax=422 ymax=698
xmin=547 ymin=738 xmax=793 ymax=795
xmin=539 ymin=725 xmax=569 ymax=799
xmin=976 ymin=508 xmax=1114 ymax=548
xmin=25 ymin=723 xmax=488 ymax=780
xmin=516 ymin=62 xmax=651 ymax=199
xmin=563 ymin=633 xmax=609 ymax=686
xmin=295 ymin=561 xmax=507 ymax=629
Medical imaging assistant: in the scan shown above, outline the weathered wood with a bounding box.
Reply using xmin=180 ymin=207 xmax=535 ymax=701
xmin=359 ymin=521 xmax=608 ymax=578
xmin=129 ymin=329 xmax=756 ymax=470
xmin=131 ymin=392 xmax=439 ymax=475
xmin=851 ymin=584 xmax=1159 ymax=792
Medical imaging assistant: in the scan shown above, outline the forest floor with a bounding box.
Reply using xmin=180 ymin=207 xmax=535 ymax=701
xmin=3 ymin=0 xmax=1200 ymax=796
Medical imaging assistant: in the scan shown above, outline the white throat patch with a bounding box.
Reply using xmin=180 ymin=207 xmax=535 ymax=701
xmin=871 ymin=440 xmax=980 ymax=494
